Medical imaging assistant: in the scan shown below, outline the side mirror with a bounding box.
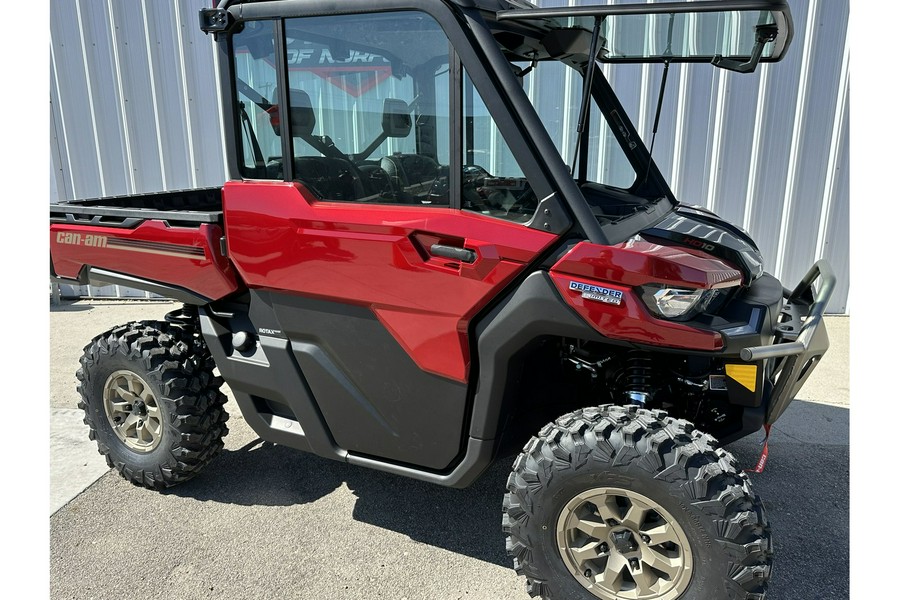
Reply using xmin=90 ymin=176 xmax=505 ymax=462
xmin=382 ymin=98 xmax=411 ymax=138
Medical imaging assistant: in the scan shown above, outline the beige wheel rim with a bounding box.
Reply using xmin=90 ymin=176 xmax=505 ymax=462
xmin=102 ymin=370 xmax=163 ymax=452
xmin=556 ymin=487 xmax=693 ymax=600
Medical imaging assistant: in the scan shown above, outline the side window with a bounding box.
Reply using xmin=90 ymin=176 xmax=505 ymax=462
xmin=232 ymin=21 xmax=282 ymax=180
xmin=523 ymin=61 xmax=636 ymax=190
xmin=462 ymin=70 xmax=537 ymax=223
xmin=283 ymin=12 xmax=451 ymax=205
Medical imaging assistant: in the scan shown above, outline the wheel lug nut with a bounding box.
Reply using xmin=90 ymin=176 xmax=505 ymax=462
xmin=641 ymin=535 xmax=650 ymax=543
xmin=630 ymin=559 xmax=639 ymax=570
xmin=583 ymin=568 xmax=592 ymax=578
xmin=138 ymin=420 xmax=144 ymax=427
xmin=599 ymin=543 xmax=608 ymax=553
xmin=125 ymin=405 xmax=132 ymax=411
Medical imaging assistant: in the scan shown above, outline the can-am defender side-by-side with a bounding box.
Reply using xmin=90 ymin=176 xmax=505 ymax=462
xmin=50 ymin=1 xmax=834 ymax=598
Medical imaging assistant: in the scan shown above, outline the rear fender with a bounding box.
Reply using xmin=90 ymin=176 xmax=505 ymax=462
xmin=50 ymin=220 xmax=240 ymax=301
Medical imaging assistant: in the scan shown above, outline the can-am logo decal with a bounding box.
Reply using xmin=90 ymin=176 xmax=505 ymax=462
xmin=56 ymin=232 xmax=108 ymax=247
xmin=569 ymin=281 xmax=624 ymax=305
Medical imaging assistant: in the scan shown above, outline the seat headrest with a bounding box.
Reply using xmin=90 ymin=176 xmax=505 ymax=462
xmin=288 ymin=89 xmax=316 ymax=137
xmin=269 ymin=88 xmax=316 ymax=138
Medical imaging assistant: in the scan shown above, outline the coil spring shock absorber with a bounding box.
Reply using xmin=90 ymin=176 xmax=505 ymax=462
xmin=163 ymin=304 xmax=217 ymax=367
xmin=165 ymin=304 xmax=200 ymax=329
xmin=622 ymin=350 xmax=655 ymax=406
xmin=164 ymin=305 xmax=206 ymax=351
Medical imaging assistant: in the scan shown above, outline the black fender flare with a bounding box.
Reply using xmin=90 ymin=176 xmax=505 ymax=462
xmin=467 ymin=270 xmax=607 ymax=440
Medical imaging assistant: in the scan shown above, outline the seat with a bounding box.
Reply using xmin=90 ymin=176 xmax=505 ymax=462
xmin=268 ymin=89 xmax=365 ymax=201
xmin=380 ymin=154 xmax=442 ymax=203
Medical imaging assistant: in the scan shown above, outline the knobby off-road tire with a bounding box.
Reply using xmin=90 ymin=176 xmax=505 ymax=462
xmin=503 ymin=405 xmax=772 ymax=600
xmin=76 ymin=320 xmax=229 ymax=489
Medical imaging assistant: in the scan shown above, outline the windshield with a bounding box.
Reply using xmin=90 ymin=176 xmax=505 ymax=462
xmin=497 ymin=1 xmax=792 ymax=65
xmin=551 ymin=10 xmax=780 ymax=62
xmin=490 ymin=0 xmax=792 ymax=241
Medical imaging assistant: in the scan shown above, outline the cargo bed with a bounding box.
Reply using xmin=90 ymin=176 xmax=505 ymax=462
xmin=50 ymin=187 xmax=223 ymax=227
xmin=50 ymin=187 xmax=239 ymax=304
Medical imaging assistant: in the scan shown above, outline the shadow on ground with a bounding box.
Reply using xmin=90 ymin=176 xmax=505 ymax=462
xmin=168 ymin=436 xmax=514 ymax=567
xmin=49 ymin=300 xmax=94 ymax=312
xmin=166 ymin=399 xmax=849 ymax=597
xmin=727 ymin=400 xmax=849 ymax=600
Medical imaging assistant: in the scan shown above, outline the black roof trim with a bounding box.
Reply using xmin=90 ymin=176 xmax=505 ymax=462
xmin=497 ymin=0 xmax=790 ymax=21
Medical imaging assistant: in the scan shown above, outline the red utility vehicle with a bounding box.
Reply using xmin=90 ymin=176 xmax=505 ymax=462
xmin=50 ymin=2 xmax=833 ymax=599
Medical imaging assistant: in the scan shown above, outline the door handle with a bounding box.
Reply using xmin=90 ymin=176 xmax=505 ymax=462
xmin=430 ymin=244 xmax=476 ymax=264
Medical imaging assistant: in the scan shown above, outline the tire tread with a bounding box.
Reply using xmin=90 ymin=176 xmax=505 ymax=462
xmin=502 ymin=404 xmax=772 ymax=600
xmin=76 ymin=320 xmax=228 ymax=490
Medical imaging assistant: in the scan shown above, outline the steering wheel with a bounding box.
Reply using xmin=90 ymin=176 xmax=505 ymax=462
xmin=369 ymin=168 xmax=396 ymax=199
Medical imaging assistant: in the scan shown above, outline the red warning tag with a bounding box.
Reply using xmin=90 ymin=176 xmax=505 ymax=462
xmin=745 ymin=423 xmax=772 ymax=474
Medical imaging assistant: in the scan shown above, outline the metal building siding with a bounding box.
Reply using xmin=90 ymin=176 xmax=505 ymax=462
xmin=50 ymin=0 xmax=226 ymax=298
xmin=666 ymin=64 xmax=718 ymax=206
xmin=49 ymin=0 xmax=226 ymax=202
xmin=780 ymin=0 xmax=849 ymax=299
xmin=49 ymin=0 xmax=849 ymax=312
xmin=175 ymin=0 xmax=228 ymax=189
xmin=51 ymin=1 xmax=105 ymax=201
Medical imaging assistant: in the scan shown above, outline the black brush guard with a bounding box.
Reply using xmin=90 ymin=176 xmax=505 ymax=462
xmin=740 ymin=260 xmax=836 ymax=424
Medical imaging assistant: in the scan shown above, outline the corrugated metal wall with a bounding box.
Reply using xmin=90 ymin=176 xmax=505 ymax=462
xmin=50 ymin=0 xmax=849 ymax=313
xmin=50 ymin=0 xmax=226 ymax=298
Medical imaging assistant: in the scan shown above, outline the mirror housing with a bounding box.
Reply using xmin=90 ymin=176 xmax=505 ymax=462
xmin=382 ymin=99 xmax=412 ymax=138
xmin=198 ymin=8 xmax=235 ymax=35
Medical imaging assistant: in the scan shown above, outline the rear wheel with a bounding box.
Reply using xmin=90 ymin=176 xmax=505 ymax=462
xmin=503 ymin=405 xmax=772 ymax=600
xmin=76 ymin=320 xmax=229 ymax=489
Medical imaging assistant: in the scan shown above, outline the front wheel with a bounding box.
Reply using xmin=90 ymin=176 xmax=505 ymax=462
xmin=503 ymin=405 xmax=772 ymax=600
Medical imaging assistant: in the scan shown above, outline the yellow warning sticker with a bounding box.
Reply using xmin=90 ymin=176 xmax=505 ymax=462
xmin=725 ymin=364 xmax=758 ymax=392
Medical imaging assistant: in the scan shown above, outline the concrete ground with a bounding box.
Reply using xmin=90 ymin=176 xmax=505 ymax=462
xmin=49 ymin=301 xmax=849 ymax=600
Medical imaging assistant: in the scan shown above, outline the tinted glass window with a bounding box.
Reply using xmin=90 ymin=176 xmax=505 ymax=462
xmin=232 ymin=20 xmax=282 ymax=179
xmin=461 ymin=70 xmax=537 ymax=223
xmin=283 ymin=12 xmax=450 ymax=205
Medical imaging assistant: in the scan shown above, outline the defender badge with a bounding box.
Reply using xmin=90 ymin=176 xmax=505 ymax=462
xmin=569 ymin=281 xmax=623 ymax=305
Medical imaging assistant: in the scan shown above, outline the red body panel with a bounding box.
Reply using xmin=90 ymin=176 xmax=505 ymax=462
xmin=223 ymin=181 xmax=556 ymax=382
xmin=550 ymin=239 xmax=742 ymax=351
xmin=50 ymin=220 xmax=240 ymax=301
xmin=553 ymin=239 xmax=742 ymax=289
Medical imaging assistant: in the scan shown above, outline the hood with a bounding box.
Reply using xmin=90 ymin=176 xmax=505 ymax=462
xmin=640 ymin=205 xmax=764 ymax=283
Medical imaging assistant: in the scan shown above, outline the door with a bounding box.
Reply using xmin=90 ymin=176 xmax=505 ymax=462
xmin=224 ymin=11 xmax=558 ymax=470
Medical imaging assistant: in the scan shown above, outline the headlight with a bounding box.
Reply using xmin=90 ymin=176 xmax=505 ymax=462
xmin=639 ymin=284 xmax=719 ymax=320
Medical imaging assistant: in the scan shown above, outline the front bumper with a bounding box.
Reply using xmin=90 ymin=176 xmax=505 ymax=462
xmin=740 ymin=260 xmax=836 ymax=424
